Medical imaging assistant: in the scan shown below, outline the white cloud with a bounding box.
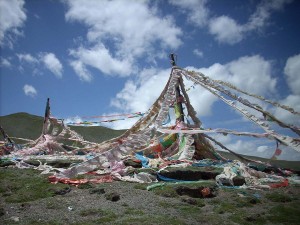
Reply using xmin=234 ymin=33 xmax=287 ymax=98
xmin=16 ymin=52 xmax=63 ymax=78
xmin=209 ymin=16 xmax=243 ymax=45
xmin=209 ymin=0 xmax=292 ymax=44
xmin=245 ymin=0 xmax=293 ymax=31
xmin=274 ymin=95 xmax=300 ymax=125
xmin=168 ymin=0 xmax=209 ymax=27
xmin=69 ymin=44 xmax=133 ymax=79
xmin=211 ymin=133 xmax=300 ymax=160
xmin=69 ymin=60 xmax=92 ymax=82
xmin=64 ymin=0 xmax=182 ymax=79
xmin=257 ymin=145 xmax=269 ymax=153
xmin=274 ymin=54 xmax=300 ymax=125
xmin=111 ymin=68 xmax=170 ymax=113
xmin=64 ymin=116 xmax=83 ymax=125
xmin=0 ymin=58 xmax=11 ymax=67
xmin=23 ymin=84 xmax=37 ymax=97
xmin=193 ymin=49 xmax=204 ymax=58
xmin=17 ymin=53 xmax=38 ymax=64
xmin=0 ymin=0 xmax=26 ymax=47
xmin=104 ymin=116 xmax=140 ymax=130
xmin=170 ymin=0 xmax=292 ymax=45
xmin=40 ymin=53 xmax=63 ymax=78
xmin=189 ymin=55 xmax=276 ymax=97
xmin=284 ymin=53 xmax=300 ymax=95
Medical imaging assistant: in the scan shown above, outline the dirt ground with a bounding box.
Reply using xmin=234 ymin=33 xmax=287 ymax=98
xmin=1 ymin=167 xmax=300 ymax=225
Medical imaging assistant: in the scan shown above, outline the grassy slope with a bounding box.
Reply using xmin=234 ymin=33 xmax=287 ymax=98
xmin=0 ymin=113 xmax=125 ymax=143
xmin=1 ymin=113 xmax=299 ymax=170
xmin=0 ymin=113 xmax=43 ymax=140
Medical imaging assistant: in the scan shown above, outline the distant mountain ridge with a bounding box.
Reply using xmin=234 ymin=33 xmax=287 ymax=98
xmin=1 ymin=113 xmax=299 ymax=171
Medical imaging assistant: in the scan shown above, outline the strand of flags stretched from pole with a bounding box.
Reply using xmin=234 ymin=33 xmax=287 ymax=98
xmin=65 ymin=112 xmax=145 ymax=126
xmin=64 ymin=83 xmax=198 ymax=126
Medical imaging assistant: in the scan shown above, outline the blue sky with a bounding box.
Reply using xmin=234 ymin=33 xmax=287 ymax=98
xmin=0 ymin=0 xmax=299 ymax=160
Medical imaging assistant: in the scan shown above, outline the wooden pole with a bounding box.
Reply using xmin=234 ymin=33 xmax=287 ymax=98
xmin=42 ymin=98 xmax=50 ymax=135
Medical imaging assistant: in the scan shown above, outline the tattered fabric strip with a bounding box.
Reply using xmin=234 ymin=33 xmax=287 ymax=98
xmin=66 ymin=114 xmax=144 ymax=126
xmin=182 ymin=70 xmax=300 ymax=152
xmin=157 ymin=127 xmax=270 ymax=138
xmin=183 ymin=69 xmax=300 ymax=136
xmin=214 ymin=79 xmax=300 ymax=116
xmin=155 ymin=68 xmax=180 ymax=127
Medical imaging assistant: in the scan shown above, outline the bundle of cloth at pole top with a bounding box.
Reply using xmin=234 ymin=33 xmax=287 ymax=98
xmin=1 ymin=65 xmax=300 ymax=189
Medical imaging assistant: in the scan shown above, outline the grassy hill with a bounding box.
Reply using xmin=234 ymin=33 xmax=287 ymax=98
xmin=0 ymin=113 xmax=43 ymax=140
xmin=1 ymin=113 xmax=299 ymax=170
xmin=0 ymin=112 xmax=125 ymax=143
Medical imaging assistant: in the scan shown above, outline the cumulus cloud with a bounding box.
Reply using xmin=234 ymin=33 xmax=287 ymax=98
xmin=40 ymin=53 xmax=63 ymax=78
xmin=274 ymin=54 xmax=300 ymax=125
xmin=189 ymin=55 xmax=276 ymax=97
xmin=168 ymin=0 xmax=209 ymax=27
xmin=170 ymin=0 xmax=292 ymax=45
xmin=284 ymin=53 xmax=300 ymax=95
xmin=69 ymin=60 xmax=92 ymax=82
xmin=64 ymin=0 xmax=182 ymax=80
xmin=111 ymin=68 xmax=170 ymax=113
xmin=69 ymin=44 xmax=133 ymax=80
xmin=245 ymin=0 xmax=293 ymax=31
xmin=257 ymin=145 xmax=269 ymax=153
xmin=274 ymin=95 xmax=300 ymax=125
xmin=16 ymin=52 xmax=63 ymax=78
xmin=0 ymin=0 xmax=26 ymax=47
xmin=0 ymin=58 xmax=12 ymax=67
xmin=208 ymin=16 xmax=243 ymax=45
xmin=209 ymin=0 xmax=292 ymax=44
xmin=17 ymin=53 xmax=38 ymax=64
xmin=193 ymin=49 xmax=204 ymax=58
xmin=23 ymin=84 xmax=37 ymax=97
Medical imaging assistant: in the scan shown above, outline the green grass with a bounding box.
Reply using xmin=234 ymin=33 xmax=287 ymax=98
xmin=266 ymin=202 xmax=300 ymax=224
xmin=0 ymin=168 xmax=69 ymax=203
xmin=0 ymin=113 xmax=43 ymax=141
xmin=229 ymin=210 xmax=267 ymax=225
xmin=133 ymin=183 xmax=148 ymax=190
xmin=114 ymin=214 xmax=186 ymax=225
xmin=265 ymin=192 xmax=293 ymax=202
xmin=123 ymin=207 xmax=144 ymax=215
xmin=152 ymin=185 xmax=178 ymax=198
xmin=80 ymin=208 xmax=106 ymax=217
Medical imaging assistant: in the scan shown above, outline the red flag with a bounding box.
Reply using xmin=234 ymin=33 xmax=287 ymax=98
xmin=274 ymin=148 xmax=282 ymax=156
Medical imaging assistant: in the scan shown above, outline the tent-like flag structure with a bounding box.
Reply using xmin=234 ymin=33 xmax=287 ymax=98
xmin=1 ymin=54 xmax=299 ymax=188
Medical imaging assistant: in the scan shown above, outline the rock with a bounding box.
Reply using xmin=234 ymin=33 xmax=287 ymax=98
xmin=249 ymin=198 xmax=259 ymax=204
xmin=105 ymin=192 xmax=120 ymax=202
xmin=245 ymin=214 xmax=260 ymax=222
xmin=123 ymin=159 xmax=142 ymax=168
xmin=54 ymin=187 xmax=71 ymax=195
xmin=159 ymin=166 xmax=222 ymax=181
xmin=0 ymin=207 xmax=5 ymax=217
xmin=232 ymin=176 xmax=245 ymax=186
xmin=175 ymin=186 xmax=215 ymax=198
